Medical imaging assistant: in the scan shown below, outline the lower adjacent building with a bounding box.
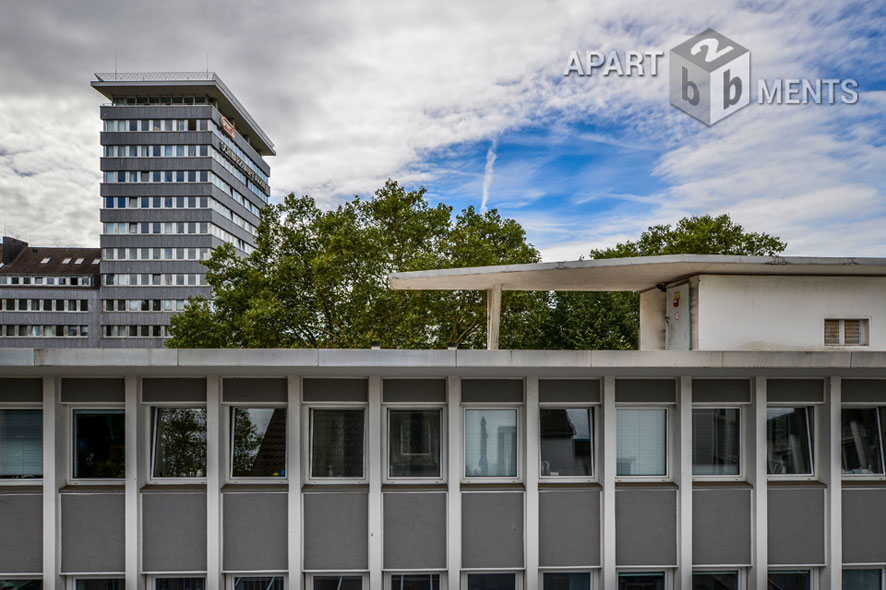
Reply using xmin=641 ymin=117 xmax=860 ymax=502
xmin=1 ymin=348 xmax=885 ymax=590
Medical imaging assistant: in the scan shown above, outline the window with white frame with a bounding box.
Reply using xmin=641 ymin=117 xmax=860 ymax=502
xmin=542 ymin=571 xmax=592 ymax=589
xmin=71 ymin=579 xmax=124 ymax=590
xmin=841 ymin=407 xmax=886 ymax=475
xmin=464 ymin=408 xmax=518 ymax=478
xmin=766 ymin=407 xmax=814 ymax=475
xmin=387 ymin=573 xmax=440 ymax=589
xmin=310 ymin=408 xmax=365 ymax=479
xmin=73 ymin=409 xmax=125 ymax=479
xmin=540 ymin=408 xmax=593 ymax=478
xmin=843 ymin=568 xmax=884 ymax=589
xmin=692 ymin=570 xmax=740 ymax=589
xmin=152 ymin=578 xmax=205 ymax=590
xmin=309 ymin=575 xmax=365 ymax=590
xmin=462 ymin=572 xmax=521 ymax=590
xmin=617 ymin=571 xmax=666 ymax=589
xmin=230 ymin=576 xmax=284 ymax=590
xmin=616 ymin=408 xmax=667 ymax=477
xmin=767 ymin=569 xmax=811 ymax=589
xmin=692 ymin=408 xmax=741 ymax=476
xmin=151 ymin=407 xmax=207 ymax=478
xmin=0 ymin=408 xmax=43 ymax=479
xmin=231 ymin=407 xmax=287 ymax=478
xmin=388 ymin=408 xmax=442 ymax=479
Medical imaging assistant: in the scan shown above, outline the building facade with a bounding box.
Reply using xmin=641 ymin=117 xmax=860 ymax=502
xmin=3 ymin=257 xmax=886 ymax=590
xmin=93 ymin=72 xmax=274 ymax=347
xmin=0 ymin=237 xmax=102 ymax=347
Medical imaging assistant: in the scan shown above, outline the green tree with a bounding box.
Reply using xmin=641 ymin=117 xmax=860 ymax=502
xmin=167 ymin=180 xmax=546 ymax=349
xmin=542 ymin=214 xmax=787 ymax=350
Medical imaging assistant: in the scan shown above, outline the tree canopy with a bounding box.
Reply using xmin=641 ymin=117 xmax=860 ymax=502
xmin=167 ymin=182 xmax=786 ymax=350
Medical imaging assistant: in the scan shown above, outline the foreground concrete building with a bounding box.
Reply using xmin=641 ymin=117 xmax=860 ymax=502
xmin=1 ymin=256 xmax=886 ymax=590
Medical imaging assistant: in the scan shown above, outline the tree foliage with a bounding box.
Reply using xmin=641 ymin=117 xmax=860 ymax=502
xmin=167 ymin=180 xmax=546 ymax=349
xmin=167 ymin=181 xmax=786 ymax=352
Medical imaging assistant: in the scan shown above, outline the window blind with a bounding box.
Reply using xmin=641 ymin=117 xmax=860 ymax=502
xmin=0 ymin=409 xmax=43 ymax=478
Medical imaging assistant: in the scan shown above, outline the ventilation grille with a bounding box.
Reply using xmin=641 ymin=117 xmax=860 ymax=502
xmin=824 ymin=318 xmax=868 ymax=346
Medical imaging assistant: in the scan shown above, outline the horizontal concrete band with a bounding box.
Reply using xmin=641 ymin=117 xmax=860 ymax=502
xmin=1 ymin=348 xmax=885 ymax=377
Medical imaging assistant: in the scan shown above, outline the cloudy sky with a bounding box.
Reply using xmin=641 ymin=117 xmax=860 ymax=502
xmin=0 ymin=0 xmax=883 ymax=260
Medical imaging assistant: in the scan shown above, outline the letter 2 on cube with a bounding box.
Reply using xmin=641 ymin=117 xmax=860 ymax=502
xmin=669 ymin=28 xmax=750 ymax=125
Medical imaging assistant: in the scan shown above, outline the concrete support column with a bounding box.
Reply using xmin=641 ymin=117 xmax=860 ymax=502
xmin=486 ymin=285 xmax=502 ymax=350
xmin=124 ymin=375 xmax=142 ymax=590
xmin=368 ymin=376 xmax=383 ymax=589
xmin=205 ymin=375 xmax=222 ymax=590
xmin=525 ymin=377 xmax=540 ymax=590
xmin=447 ymin=376 xmax=462 ymax=590
xmin=601 ymin=376 xmax=617 ymax=588
xmin=677 ymin=377 xmax=692 ymax=590
xmin=749 ymin=376 xmax=768 ymax=588
xmin=824 ymin=377 xmax=842 ymax=590
xmin=42 ymin=377 xmax=60 ymax=590
xmin=287 ymin=377 xmax=302 ymax=590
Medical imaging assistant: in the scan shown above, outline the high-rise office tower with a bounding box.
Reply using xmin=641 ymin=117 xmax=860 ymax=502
xmin=92 ymin=72 xmax=274 ymax=347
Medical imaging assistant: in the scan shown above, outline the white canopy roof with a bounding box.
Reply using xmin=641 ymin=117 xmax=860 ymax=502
xmin=389 ymin=255 xmax=886 ymax=293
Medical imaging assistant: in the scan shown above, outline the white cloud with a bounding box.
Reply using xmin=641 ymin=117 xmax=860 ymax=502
xmin=0 ymin=0 xmax=882 ymax=261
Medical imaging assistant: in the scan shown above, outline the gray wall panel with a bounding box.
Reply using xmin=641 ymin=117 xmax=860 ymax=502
xmin=61 ymin=493 xmax=125 ymax=573
xmin=843 ymin=488 xmax=886 ymax=564
xmin=303 ymin=379 xmax=368 ymax=403
xmin=142 ymin=492 xmax=207 ymax=572
xmin=0 ymin=493 xmax=42 ymax=573
xmin=223 ymin=378 xmax=287 ymax=404
xmin=142 ymin=378 xmax=207 ymax=403
xmin=539 ymin=489 xmax=600 ymax=567
xmin=842 ymin=380 xmax=886 ymax=404
xmin=767 ymin=379 xmax=824 ymax=403
xmin=223 ymin=492 xmax=288 ymax=571
xmin=768 ymin=487 xmax=825 ymax=565
xmin=462 ymin=492 xmax=524 ymax=568
xmin=0 ymin=378 xmax=42 ymax=403
xmin=692 ymin=488 xmax=751 ymax=565
xmin=539 ymin=380 xmax=600 ymax=404
xmin=61 ymin=378 xmax=125 ymax=404
xmin=383 ymin=379 xmax=446 ymax=403
xmin=692 ymin=379 xmax=751 ymax=404
xmin=303 ymin=492 xmax=368 ymax=570
xmin=615 ymin=380 xmax=676 ymax=404
xmin=616 ymin=488 xmax=677 ymax=565
xmin=461 ymin=380 xmax=524 ymax=404
xmin=383 ymin=492 xmax=447 ymax=569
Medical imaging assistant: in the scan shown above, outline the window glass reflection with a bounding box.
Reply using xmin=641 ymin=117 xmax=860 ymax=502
xmin=74 ymin=410 xmax=125 ymax=479
xmin=767 ymin=570 xmax=810 ymax=590
xmin=155 ymin=579 xmax=205 ymax=590
xmin=466 ymin=573 xmax=516 ymax=590
xmin=233 ymin=577 xmax=284 ymax=590
xmin=389 ymin=409 xmax=441 ymax=478
xmin=618 ymin=572 xmax=665 ymax=590
xmin=0 ymin=581 xmax=42 ymax=590
xmin=152 ymin=408 xmax=207 ymax=478
xmin=76 ymin=580 xmax=124 ymax=590
xmin=841 ymin=408 xmax=885 ymax=474
xmin=311 ymin=409 xmax=365 ymax=478
xmin=465 ymin=409 xmax=518 ymax=478
xmin=313 ymin=576 xmax=362 ymax=590
xmin=232 ymin=408 xmax=287 ymax=477
xmin=692 ymin=571 xmax=738 ymax=590
xmin=767 ymin=408 xmax=813 ymax=475
xmin=842 ymin=569 xmax=881 ymax=590
xmin=390 ymin=574 xmax=440 ymax=590
xmin=543 ymin=572 xmax=591 ymax=590
xmin=693 ymin=409 xmax=740 ymax=476
xmin=540 ymin=409 xmax=592 ymax=477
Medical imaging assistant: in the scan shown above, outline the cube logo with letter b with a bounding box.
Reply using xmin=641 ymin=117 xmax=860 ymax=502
xmin=669 ymin=28 xmax=750 ymax=125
